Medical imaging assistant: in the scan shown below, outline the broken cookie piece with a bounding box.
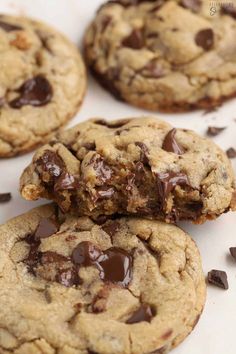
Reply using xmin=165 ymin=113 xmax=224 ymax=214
xmin=20 ymin=117 xmax=236 ymax=224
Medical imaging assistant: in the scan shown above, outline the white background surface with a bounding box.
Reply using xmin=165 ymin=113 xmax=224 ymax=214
xmin=0 ymin=1 xmax=235 ymax=353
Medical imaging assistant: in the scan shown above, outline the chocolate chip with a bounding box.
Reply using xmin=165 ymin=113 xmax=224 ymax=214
xmin=0 ymin=193 xmax=11 ymax=203
xmin=122 ymin=29 xmax=144 ymax=49
xmin=206 ymin=126 xmax=226 ymax=137
xmin=71 ymin=242 xmax=133 ymax=287
xmin=180 ymin=0 xmax=201 ymax=12
xmin=221 ymin=4 xmax=236 ymax=18
xmin=135 ymin=142 xmax=149 ymax=165
xmin=102 ymin=221 xmax=120 ymax=236
xmin=229 ymin=247 xmax=236 ymax=260
xmin=162 ymin=129 xmax=185 ymax=155
xmin=38 ymin=150 xmax=64 ymax=178
xmin=126 ymin=304 xmax=155 ymax=324
xmin=0 ymin=20 xmax=22 ymax=32
xmin=226 ymin=147 xmax=236 ymax=158
xmin=9 ymin=75 xmax=53 ymax=108
xmin=56 ymin=267 xmax=81 ymax=287
xmin=156 ymin=171 xmax=189 ymax=209
xmin=208 ymin=269 xmax=229 ymax=289
xmin=195 ymin=29 xmax=214 ymax=51
xmin=72 ymin=241 xmax=102 ymax=267
xmin=96 ymin=247 xmax=132 ymax=287
xmin=90 ymin=155 xmax=112 ymax=182
xmin=83 ymin=142 xmax=96 ymax=150
xmin=34 ymin=218 xmax=58 ymax=240
xmin=54 ymin=172 xmax=79 ymax=192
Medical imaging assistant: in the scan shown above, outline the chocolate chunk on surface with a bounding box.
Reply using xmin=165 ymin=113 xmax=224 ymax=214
xmin=122 ymin=29 xmax=144 ymax=49
xmin=208 ymin=269 xmax=229 ymax=289
xmin=229 ymin=247 xmax=236 ymax=260
xmin=195 ymin=29 xmax=214 ymax=51
xmin=226 ymin=147 xmax=236 ymax=159
xmin=180 ymin=0 xmax=201 ymax=12
xmin=10 ymin=75 xmax=53 ymax=108
xmin=20 ymin=117 xmax=236 ymax=224
xmin=162 ymin=129 xmax=185 ymax=154
xmin=221 ymin=4 xmax=236 ymax=18
xmin=0 ymin=192 xmax=12 ymax=203
xmin=207 ymin=126 xmax=226 ymax=137
xmin=34 ymin=218 xmax=59 ymax=240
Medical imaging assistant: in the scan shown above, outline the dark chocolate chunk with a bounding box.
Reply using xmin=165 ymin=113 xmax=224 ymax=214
xmin=180 ymin=0 xmax=201 ymax=12
xmin=141 ymin=60 xmax=165 ymax=78
xmin=56 ymin=267 xmax=81 ymax=287
xmin=126 ymin=304 xmax=155 ymax=324
xmin=72 ymin=241 xmax=102 ymax=267
xmin=195 ymin=29 xmax=214 ymax=51
xmin=122 ymin=29 xmax=144 ymax=49
xmin=0 ymin=20 xmax=22 ymax=32
xmin=226 ymin=147 xmax=236 ymax=158
xmin=71 ymin=242 xmax=132 ymax=287
xmin=96 ymin=247 xmax=132 ymax=287
xmin=208 ymin=269 xmax=228 ymax=289
xmin=38 ymin=150 xmax=64 ymax=178
xmin=0 ymin=192 xmax=12 ymax=203
xmin=221 ymin=4 xmax=236 ymax=18
xmin=34 ymin=218 xmax=58 ymax=240
xmin=206 ymin=126 xmax=226 ymax=137
xmin=229 ymin=247 xmax=236 ymax=260
xmin=9 ymin=75 xmax=53 ymax=108
xmin=54 ymin=172 xmax=79 ymax=191
xmin=135 ymin=142 xmax=150 ymax=165
xmin=90 ymin=155 xmax=112 ymax=182
xmin=162 ymin=129 xmax=185 ymax=155
xmin=102 ymin=221 xmax=120 ymax=236
xmin=156 ymin=171 xmax=189 ymax=209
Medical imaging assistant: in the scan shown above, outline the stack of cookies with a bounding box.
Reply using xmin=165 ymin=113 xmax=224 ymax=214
xmin=0 ymin=1 xmax=236 ymax=354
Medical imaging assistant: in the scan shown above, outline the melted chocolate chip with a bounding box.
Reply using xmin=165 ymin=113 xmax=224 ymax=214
xmin=72 ymin=241 xmax=102 ymax=266
xmin=90 ymin=155 xmax=112 ymax=182
xmin=208 ymin=269 xmax=228 ymax=289
xmin=135 ymin=142 xmax=150 ymax=165
xmin=71 ymin=242 xmax=132 ymax=287
xmin=56 ymin=267 xmax=81 ymax=287
xmin=0 ymin=192 xmax=11 ymax=203
xmin=162 ymin=129 xmax=185 ymax=155
xmin=180 ymin=0 xmax=201 ymax=12
xmin=195 ymin=29 xmax=214 ymax=51
xmin=207 ymin=126 xmax=226 ymax=137
xmin=141 ymin=61 xmax=165 ymax=78
xmin=221 ymin=4 xmax=236 ymax=18
xmin=54 ymin=172 xmax=79 ymax=191
xmin=126 ymin=304 xmax=155 ymax=324
xmin=122 ymin=29 xmax=144 ymax=49
xmin=38 ymin=151 xmax=64 ymax=178
xmin=226 ymin=147 xmax=236 ymax=158
xmin=156 ymin=171 xmax=189 ymax=209
xmin=229 ymin=247 xmax=236 ymax=260
xmin=34 ymin=218 xmax=58 ymax=240
xmin=9 ymin=75 xmax=53 ymax=108
xmin=97 ymin=248 xmax=132 ymax=287
xmin=102 ymin=221 xmax=120 ymax=236
xmin=0 ymin=20 xmax=22 ymax=32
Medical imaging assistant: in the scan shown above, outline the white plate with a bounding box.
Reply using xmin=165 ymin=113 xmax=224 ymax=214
xmin=0 ymin=1 xmax=235 ymax=353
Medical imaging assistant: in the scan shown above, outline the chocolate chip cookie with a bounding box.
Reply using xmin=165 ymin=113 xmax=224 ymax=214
xmin=0 ymin=204 xmax=206 ymax=353
xmin=20 ymin=117 xmax=236 ymax=223
xmin=84 ymin=0 xmax=236 ymax=112
xmin=0 ymin=14 xmax=86 ymax=157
